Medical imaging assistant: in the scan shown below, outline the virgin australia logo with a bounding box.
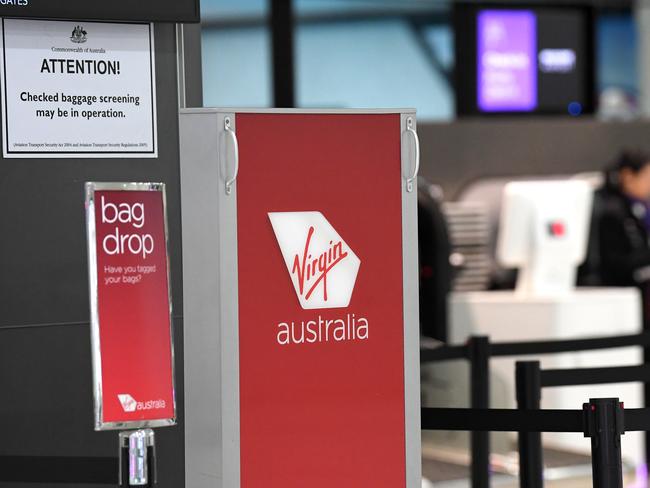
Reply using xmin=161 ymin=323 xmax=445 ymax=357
xmin=118 ymin=393 xmax=166 ymax=412
xmin=117 ymin=394 xmax=137 ymax=413
xmin=70 ymin=25 xmax=87 ymax=44
xmin=269 ymin=211 xmax=360 ymax=310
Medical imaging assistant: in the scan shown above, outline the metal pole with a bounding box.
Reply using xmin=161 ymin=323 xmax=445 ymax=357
xmin=119 ymin=430 xmax=156 ymax=487
xmin=583 ymin=398 xmax=624 ymax=488
xmin=469 ymin=336 xmax=490 ymax=488
xmin=516 ymin=361 xmax=543 ymax=488
xmin=176 ymin=23 xmax=203 ymax=109
xmin=270 ymin=0 xmax=295 ymax=108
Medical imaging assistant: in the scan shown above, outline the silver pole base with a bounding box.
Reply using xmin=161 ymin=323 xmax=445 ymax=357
xmin=119 ymin=429 xmax=155 ymax=486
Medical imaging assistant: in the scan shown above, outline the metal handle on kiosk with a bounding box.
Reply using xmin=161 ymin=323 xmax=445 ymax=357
xmin=405 ymin=116 xmax=419 ymax=193
xmin=224 ymin=116 xmax=239 ymax=196
xmin=119 ymin=429 xmax=157 ymax=487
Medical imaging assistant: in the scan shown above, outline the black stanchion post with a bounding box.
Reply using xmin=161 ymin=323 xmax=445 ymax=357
xmin=468 ymin=336 xmax=490 ymax=488
xmin=583 ymin=398 xmax=624 ymax=488
xmin=645 ymin=357 xmax=650 ymax=476
xmin=641 ymin=288 xmax=650 ymax=473
xmin=515 ymin=361 xmax=543 ymax=488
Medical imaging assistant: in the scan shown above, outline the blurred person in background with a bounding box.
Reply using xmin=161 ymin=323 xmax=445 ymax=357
xmin=595 ymin=150 xmax=650 ymax=471
xmin=596 ymin=150 xmax=650 ymax=289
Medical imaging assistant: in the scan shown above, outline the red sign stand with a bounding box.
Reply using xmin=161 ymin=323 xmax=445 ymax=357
xmin=85 ymin=182 xmax=176 ymax=431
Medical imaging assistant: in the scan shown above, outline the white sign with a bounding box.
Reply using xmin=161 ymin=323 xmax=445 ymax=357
xmin=0 ymin=19 xmax=157 ymax=158
xmin=268 ymin=211 xmax=361 ymax=310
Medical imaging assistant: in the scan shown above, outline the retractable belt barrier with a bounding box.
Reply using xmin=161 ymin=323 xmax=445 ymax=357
xmin=516 ymin=359 xmax=650 ymax=488
xmin=3 ymin=332 xmax=649 ymax=486
xmin=421 ymin=331 xmax=650 ymax=488
xmin=421 ymin=332 xmax=650 ymax=362
xmin=422 ymin=399 xmax=632 ymax=488
xmin=421 ymin=407 xmax=583 ymax=433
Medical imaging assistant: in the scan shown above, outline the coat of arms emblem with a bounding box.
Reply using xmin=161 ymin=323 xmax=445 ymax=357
xmin=70 ymin=25 xmax=87 ymax=44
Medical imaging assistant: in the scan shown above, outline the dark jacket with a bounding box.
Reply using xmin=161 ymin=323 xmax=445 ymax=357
xmin=596 ymin=186 xmax=650 ymax=287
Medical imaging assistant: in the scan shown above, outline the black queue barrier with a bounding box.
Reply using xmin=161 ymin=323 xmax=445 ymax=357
xmin=421 ymin=337 xmax=491 ymax=487
xmin=421 ymin=331 xmax=650 ymax=488
xmin=516 ymin=360 xmax=650 ymax=487
xmin=3 ymin=333 xmax=649 ymax=486
xmin=422 ymin=399 xmax=628 ymax=488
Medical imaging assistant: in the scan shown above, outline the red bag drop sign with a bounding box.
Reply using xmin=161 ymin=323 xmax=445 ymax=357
xmin=86 ymin=184 xmax=176 ymax=430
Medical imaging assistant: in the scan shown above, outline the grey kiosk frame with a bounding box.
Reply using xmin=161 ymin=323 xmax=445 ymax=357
xmin=180 ymin=108 xmax=421 ymax=488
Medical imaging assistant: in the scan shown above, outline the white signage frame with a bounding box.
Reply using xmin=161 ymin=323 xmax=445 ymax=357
xmin=0 ymin=18 xmax=158 ymax=158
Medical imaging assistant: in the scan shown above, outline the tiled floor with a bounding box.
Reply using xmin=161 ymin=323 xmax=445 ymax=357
xmin=421 ymin=447 xmax=639 ymax=487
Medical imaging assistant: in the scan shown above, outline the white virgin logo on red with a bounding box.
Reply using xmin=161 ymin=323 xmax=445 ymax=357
xmin=268 ymin=211 xmax=360 ymax=309
xmin=117 ymin=394 xmax=166 ymax=413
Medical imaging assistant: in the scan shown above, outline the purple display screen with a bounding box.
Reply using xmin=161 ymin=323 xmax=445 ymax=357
xmin=477 ymin=10 xmax=537 ymax=112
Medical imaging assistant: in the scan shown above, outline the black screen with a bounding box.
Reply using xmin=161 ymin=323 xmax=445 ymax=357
xmin=454 ymin=4 xmax=595 ymax=116
xmin=537 ymin=9 xmax=590 ymax=112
